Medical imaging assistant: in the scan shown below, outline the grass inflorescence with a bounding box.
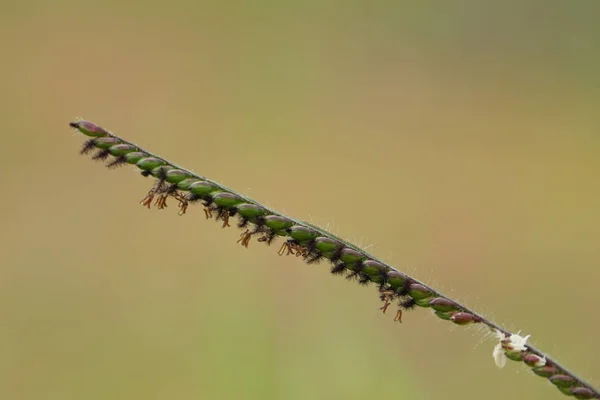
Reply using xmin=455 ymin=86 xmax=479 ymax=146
xmin=70 ymin=119 xmax=599 ymax=399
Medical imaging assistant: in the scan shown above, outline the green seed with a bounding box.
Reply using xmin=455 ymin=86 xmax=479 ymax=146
xmin=523 ymin=354 xmax=544 ymax=367
xmin=408 ymin=283 xmax=432 ymax=300
xmin=429 ymin=297 xmax=458 ymax=313
xmin=386 ymin=271 xmax=407 ymax=290
xmin=236 ymin=203 xmax=267 ymax=219
xmin=124 ymin=152 xmax=148 ymax=164
xmin=70 ymin=120 xmax=110 ymax=137
xmin=362 ymin=260 xmax=388 ymax=282
xmin=550 ymin=374 xmax=576 ymax=388
xmin=189 ymin=181 xmax=218 ymax=197
xmin=136 ymin=157 xmax=167 ymax=171
xmin=165 ymin=169 xmax=192 ymax=184
xmin=177 ymin=178 xmax=200 ymax=190
xmin=313 ymin=237 xmax=342 ymax=255
xmin=571 ymin=387 xmax=595 ymax=399
xmin=213 ymin=192 xmax=244 ymax=208
xmin=532 ymin=365 xmax=559 ymax=378
xmin=449 ymin=312 xmax=475 ymax=325
xmin=557 ymin=387 xmax=574 ymax=396
xmin=339 ymin=248 xmax=365 ymax=265
xmin=505 ymin=351 xmax=524 ymax=362
xmin=414 ymin=298 xmax=432 ymax=307
xmin=93 ymin=137 xmax=121 ymax=149
xmin=434 ymin=310 xmax=455 ymax=320
xmin=287 ymin=225 xmax=318 ymax=244
xmin=151 ymin=166 xmax=172 ymax=178
xmin=263 ymin=215 xmax=294 ymax=232
xmin=109 ymin=144 xmax=138 ymax=156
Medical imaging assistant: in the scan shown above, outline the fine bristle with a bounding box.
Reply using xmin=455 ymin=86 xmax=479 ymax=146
xmin=155 ymin=167 xmax=168 ymax=181
xmin=345 ymin=270 xmax=359 ymax=280
xmin=80 ymin=139 xmax=97 ymax=155
xmin=106 ymin=155 xmax=127 ymax=169
xmin=304 ymin=240 xmax=323 ymax=264
xmin=164 ymin=184 xmax=178 ymax=194
xmin=250 ymin=220 xmax=268 ymax=236
xmin=330 ymin=263 xmax=347 ymax=275
xmin=357 ymin=274 xmax=371 ymax=285
xmin=377 ymin=270 xmax=389 ymax=291
xmin=329 ymin=247 xmax=343 ymax=263
xmin=91 ymin=148 xmax=111 ymax=161
xmin=345 ymin=261 xmax=364 ymax=282
xmin=401 ymin=298 xmax=417 ymax=310
xmin=214 ymin=207 xmax=226 ymax=223
xmin=305 ymin=252 xmax=323 ymax=264
xmin=237 ymin=216 xmax=249 ymax=228
xmin=396 ymin=279 xmax=412 ymax=296
xmin=186 ymin=193 xmax=203 ymax=203
xmin=264 ymin=230 xmax=277 ymax=245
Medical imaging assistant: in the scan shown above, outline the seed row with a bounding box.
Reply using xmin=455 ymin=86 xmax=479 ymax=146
xmin=70 ymin=119 xmax=599 ymax=399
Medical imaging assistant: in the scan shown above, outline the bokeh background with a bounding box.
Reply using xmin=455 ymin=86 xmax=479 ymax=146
xmin=1 ymin=1 xmax=599 ymax=399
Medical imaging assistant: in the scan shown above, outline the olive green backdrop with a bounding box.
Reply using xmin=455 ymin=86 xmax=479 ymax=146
xmin=1 ymin=1 xmax=599 ymax=399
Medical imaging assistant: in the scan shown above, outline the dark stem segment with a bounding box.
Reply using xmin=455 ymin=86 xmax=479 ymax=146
xmin=69 ymin=119 xmax=599 ymax=399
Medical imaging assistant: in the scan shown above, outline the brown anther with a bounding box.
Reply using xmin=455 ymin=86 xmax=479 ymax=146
xmin=291 ymin=243 xmax=308 ymax=257
xmin=221 ymin=214 xmax=230 ymax=228
xmin=278 ymin=241 xmax=295 ymax=256
xmin=378 ymin=290 xmax=395 ymax=314
xmin=171 ymin=191 xmax=185 ymax=201
xmin=140 ymin=192 xmax=155 ymax=209
xmin=203 ymin=207 xmax=213 ymax=219
xmin=236 ymin=229 xmax=253 ymax=248
xmin=380 ymin=299 xmax=391 ymax=314
xmin=169 ymin=192 xmax=188 ymax=215
xmin=177 ymin=199 xmax=188 ymax=215
xmin=216 ymin=210 xmax=231 ymax=228
xmin=155 ymin=194 xmax=169 ymax=209
xmin=394 ymin=309 xmax=403 ymax=323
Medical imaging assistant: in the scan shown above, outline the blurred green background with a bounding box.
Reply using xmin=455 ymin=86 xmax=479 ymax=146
xmin=1 ymin=1 xmax=599 ymax=399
